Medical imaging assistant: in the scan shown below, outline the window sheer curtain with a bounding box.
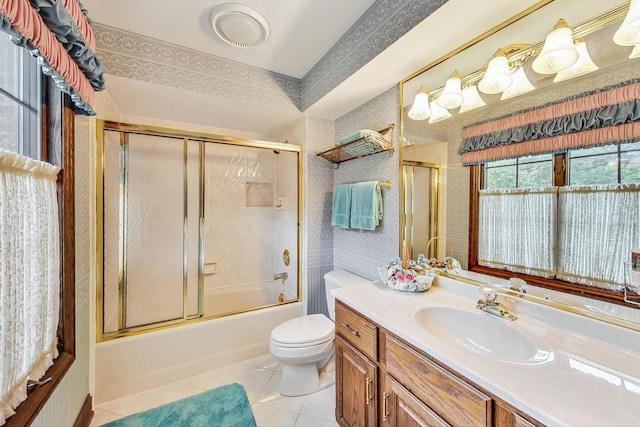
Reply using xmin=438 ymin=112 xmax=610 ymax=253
xmin=478 ymin=187 xmax=557 ymax=277
xmin=557 ymin=184 xmax=640 ymax=290
xmin=0 ymin=150 xmax=60 ymax=424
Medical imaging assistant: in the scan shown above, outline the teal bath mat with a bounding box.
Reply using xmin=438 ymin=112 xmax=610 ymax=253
xmin=102 ymin=383 xmax=256 ymax=427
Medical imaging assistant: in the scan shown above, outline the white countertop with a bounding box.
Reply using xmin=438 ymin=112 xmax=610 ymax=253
xmin=332 ymin=275 xmax=640 ymax=427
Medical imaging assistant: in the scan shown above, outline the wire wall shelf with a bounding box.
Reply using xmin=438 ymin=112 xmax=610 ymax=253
xmin=316 ymin=124 xmax=394 ymax=167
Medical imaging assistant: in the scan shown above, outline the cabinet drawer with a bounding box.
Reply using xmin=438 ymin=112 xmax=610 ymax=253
xmin=385 ymin=333 xmax=492 ymax=427
xmin=335 ymin=301 xmax=377 ymax=361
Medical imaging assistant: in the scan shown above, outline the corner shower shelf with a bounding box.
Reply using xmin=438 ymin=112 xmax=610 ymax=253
xmin=316 ymin=124 xmax=394 ymax=167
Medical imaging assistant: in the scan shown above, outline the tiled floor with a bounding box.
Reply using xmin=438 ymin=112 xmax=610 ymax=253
xmin=90 ymin=353 xmax=339 ymax=427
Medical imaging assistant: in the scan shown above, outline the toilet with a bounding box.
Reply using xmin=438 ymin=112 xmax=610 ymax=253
xmin=269 ymin=269 xmax=369 ymax=396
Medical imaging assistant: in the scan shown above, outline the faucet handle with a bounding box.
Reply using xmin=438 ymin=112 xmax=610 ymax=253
xmin=479 ymin=285 xmax=498 ymax=302
xmin=509 ymin=277 xmax=527 ymax=293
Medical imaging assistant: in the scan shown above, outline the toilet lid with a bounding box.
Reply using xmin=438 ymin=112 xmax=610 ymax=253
xmin=271 ymin=314 xmax=334 ymax=347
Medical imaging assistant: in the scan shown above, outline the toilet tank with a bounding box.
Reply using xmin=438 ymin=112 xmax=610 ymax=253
xmin=324 ymin=269 xmax=369 ymax=321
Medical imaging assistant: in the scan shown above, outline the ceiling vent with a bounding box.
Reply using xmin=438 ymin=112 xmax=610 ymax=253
xmin=210 ymin=3 xmax=270 ymax=49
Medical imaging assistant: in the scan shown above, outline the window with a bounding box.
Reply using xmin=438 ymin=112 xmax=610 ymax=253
xmin=569 ymin=142 xmax=640 ymax=185
xmin=1 ymin=33 xmax=76 ymax=426
xmin=485 ymin=153 xmax=553 ymax=189
xmin=471 ymin=142 xmax=640 ymax=304
xmin=0 ymin=33 xmax=39 ymax=157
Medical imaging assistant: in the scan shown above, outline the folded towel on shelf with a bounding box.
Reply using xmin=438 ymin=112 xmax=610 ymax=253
xmin=350 ymin=181 xmax=383 ymax=230
xmin=331 ymin=184 xmax=353 ymax=229
xmin=338 ymin=129 xmax=378 ymax=146
xmin=337 ymin=129 xmax=386 ymax=157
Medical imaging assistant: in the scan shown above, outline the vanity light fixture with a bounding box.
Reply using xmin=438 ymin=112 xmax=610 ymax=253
xmin=501 ymin=67 xmax=535 ymax=100
xmin=436 ymin=70 xmax=463 ymax=109
xmin=531 ymin=19 xmax=579 ymax=74
xmin=478 ymin=49 xmax=513 ymax=94
xmin=406 ymin=3 xmax=633 ymax=124
xmin=428 ymin=98 xmax=452 ymax=123
xmin=553 ymin=39 xmax=599 ymax=82
xmin=459 ymin=85 xmax=486 ymax=113
xmin=613 ymin=0 xmax=640 ymax=45
xmin=408 ymin=86 xmax=431 ymax=120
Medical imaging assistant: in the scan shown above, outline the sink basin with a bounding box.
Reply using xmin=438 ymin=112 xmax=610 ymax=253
xmin=414 ymin=307 xmax=552 ymax=364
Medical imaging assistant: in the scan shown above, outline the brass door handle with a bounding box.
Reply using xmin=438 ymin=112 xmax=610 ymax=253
xmin=365 ymin=377 xmax=373 ymax=405
xmin=382 ymin=392 xmax=390 ymax=421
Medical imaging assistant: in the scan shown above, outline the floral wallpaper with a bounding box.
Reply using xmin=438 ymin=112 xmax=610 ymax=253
xmin=332 ymin=86 xmax=401 ymax=281
xmin=302 ymin=0 xmax=447 ymax=110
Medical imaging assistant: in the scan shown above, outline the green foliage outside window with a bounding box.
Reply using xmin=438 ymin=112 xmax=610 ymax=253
xmin=485 ymin=143 xmax=640 ymax=189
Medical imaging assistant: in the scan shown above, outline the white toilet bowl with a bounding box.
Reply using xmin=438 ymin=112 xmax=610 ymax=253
xmin=269 ymin=269 xmax=369 ymax=396
xmin=269 ymin=314 xmax=335 ymax=396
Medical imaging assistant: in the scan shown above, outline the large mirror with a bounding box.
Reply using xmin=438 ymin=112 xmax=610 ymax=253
xmin=400 ymin=0 xmax=640 ymax=311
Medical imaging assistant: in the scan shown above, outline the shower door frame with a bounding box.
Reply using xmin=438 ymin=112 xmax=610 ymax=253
xmin=402 ymin=160 xmax=440 ymax=260
xmin=96 ymin=120 xmax=302 ymax=342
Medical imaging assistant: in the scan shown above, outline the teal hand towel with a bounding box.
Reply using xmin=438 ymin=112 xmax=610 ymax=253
xmin=350 ymin=181 xmax=383 ymax=230
xmin=331 ymin=184 xmax=352 ymax=229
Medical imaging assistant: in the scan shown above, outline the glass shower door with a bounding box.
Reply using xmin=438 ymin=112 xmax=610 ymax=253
xmin=403 ymin=162 xmax=439 ymax=259
xmin=102 ymin=131 xmax=201 ymax=334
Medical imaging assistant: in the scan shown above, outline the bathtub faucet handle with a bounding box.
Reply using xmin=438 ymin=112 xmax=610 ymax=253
xmin=274 ymin=272 xmax=288 ymax=284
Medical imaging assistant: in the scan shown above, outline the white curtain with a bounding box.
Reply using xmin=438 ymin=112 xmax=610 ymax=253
xmin=0 ymin=150 xmax=60 ymax=424
xmin=557 ymin=184 xmax=640 ymax=290
xmin=478 ymin=187 xmax=557 ymax=277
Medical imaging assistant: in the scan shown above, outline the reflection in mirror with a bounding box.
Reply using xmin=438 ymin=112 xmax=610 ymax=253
xmin=402 ymin=161 xmax=440 ymax=260
xmin=400 ymin=0 xmax=640 ymax=312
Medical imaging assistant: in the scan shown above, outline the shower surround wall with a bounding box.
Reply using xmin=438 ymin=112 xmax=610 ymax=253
xmin=333 ymin=86 xmax=401 ymax=280
xmin=203 ymin=144 xmax=278 ymax=295
xmin=277 ymin=116 xmax=335 ymax=317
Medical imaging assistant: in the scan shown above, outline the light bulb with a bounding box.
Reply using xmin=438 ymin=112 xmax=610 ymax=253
xmin=614 ymin=0 xmax=640 ymax=46
xmin=478 ymin=49 xmax=513 ymax=94
xmin=532 ymin=19 xmax=579 ymax=74
xmin=408 ymin=87 xmax=430 ymax=120
xmin=436 ymin=71 xmax=463 ymax=109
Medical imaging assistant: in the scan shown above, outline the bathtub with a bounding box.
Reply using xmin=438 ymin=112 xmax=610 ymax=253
xmin=203 ymin=280 xmax=298 ymax=317
xmin=94 ymin=299 xmax=302 ymax=403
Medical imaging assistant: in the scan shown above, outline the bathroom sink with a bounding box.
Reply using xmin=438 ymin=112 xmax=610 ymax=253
xmin=414 ymin=306 xmax=552 ymax=364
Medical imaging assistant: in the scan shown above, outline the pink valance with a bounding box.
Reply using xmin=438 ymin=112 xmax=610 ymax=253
xmin=0 ymin=0 xmax=104 ymax=114
xmin=62 ymin=0 xmax=96 ymax=52
xmin=459 ymin=79 xmax=640 ymax=165
xmin=462 ymin=121 xmax=640 ymax=165
xmin=463 ymin=81 xmax=640 ymax=139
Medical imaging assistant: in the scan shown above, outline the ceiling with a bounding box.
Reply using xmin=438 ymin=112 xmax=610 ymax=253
xmin=82 ymin=0 xmax=550 ymax=136
xmin=81 ymin=0 xmax=376 ymax=79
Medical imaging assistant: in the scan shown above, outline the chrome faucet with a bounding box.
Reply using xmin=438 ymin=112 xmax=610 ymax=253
xmin=476 ymin=286 xmax=517 ymax=321
xmin=274 ymin=272 xmax=288 ymax=283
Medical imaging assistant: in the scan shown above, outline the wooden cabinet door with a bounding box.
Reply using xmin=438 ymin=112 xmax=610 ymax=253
xmin=336 ymin=335 xmax=377 ymax=427
xmin=494 ymin=402 xmax=542 ymax=427
xmin=380 ymin=373 xmax=450 ymax=427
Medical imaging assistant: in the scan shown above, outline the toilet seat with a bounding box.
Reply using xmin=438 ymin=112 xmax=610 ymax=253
xmin=270 ymin=314 xmax=334 ymax=348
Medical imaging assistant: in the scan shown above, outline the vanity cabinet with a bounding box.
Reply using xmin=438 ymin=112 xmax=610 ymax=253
xmin=335 ymin=336 xmax=378 ymax=426
xmin=334 ymin=300 xmax=543 ymax=427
